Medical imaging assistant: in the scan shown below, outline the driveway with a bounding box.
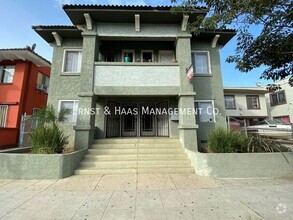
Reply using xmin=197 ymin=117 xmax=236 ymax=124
xmin=0 ymin=174 xmax=292 ymax=219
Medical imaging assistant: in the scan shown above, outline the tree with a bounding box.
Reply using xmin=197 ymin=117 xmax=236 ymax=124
xmin=172 ymin=0 xmax=293 ymax=90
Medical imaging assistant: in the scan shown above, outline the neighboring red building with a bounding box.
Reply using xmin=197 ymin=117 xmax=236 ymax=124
xmin=0 ymin=48 xmax=51 ymax=149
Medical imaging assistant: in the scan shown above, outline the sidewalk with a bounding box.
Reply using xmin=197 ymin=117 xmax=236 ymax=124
xmin=0 ymin=174 xmax=292 ymax=219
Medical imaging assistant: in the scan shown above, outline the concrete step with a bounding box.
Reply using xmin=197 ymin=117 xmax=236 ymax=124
xmin=93 ymin=138 xmax=180 ymax=144
xmin=90 ymin=143 xmax=181 ymax=149
xmin=75 ymin=138 xmax=193 ymax=175
xmin=74 ymin=168 xmax=137 ymax=175
xmin=87 ymin=148 xmax=184 ymax=155
xmin=84 ymin=153 xmax=188 ymax=161
xmin=137 ymin=167 xmax=194 ymax=174
xmin=84 ymin=154 xmax=137 ymax=161
xmin=80 ymin=160 xmax=191 ymax=168
xmin=138 ymin=154 xmax=188 ymax=160
xmin=80 ymin=161 xmax=137 ymax=168
xmin=74 ymin=167 xmax=194 ymax=175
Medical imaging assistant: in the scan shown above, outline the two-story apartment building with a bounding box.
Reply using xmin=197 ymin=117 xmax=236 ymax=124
xmin=33 ymin=5 xmax=235 ymax=173
xmin=224 ymin=87 xmax=269 ymax=129
xmin=266 ymin=78 xmax=293 ymax=123
xmin=0 ymin=48 xmax=50 ymax=149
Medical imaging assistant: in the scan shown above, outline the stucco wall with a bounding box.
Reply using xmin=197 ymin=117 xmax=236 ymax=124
xmin=266 ymin=78 xmax=293 ymax=122
xmin=47 ymin=39 xmax=83 ymax=148
xmin=187 ymin=150 xmax=293 ymax=178
xmin=97 ymin=23 xmax=180 ymax=38
xmin=191 ymin=42 xmax=227 ymax=148
xmin=0 ymin=149 xmax=87 ymax=179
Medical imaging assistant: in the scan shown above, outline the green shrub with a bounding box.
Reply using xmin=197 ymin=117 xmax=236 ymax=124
xmin=246 ymin=135 xmax=292 ymax=153
xmin=208 ymin=128 xmax=248 ymax=153
xmin=30 ymin=125 xmax=68 ymax=154
xmin=29 ymin=105 xmax=70 ymax=154
xmin=207 ymin=128 xmax=292 ymax=153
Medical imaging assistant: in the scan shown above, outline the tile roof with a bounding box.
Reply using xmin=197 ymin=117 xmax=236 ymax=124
xmin=0 ymin=48 xmax=51 ymax=65
xmin=62 ymin=4 xmax=208 ymax=11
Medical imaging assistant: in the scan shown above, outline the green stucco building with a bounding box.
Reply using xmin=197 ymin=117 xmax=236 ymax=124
xmin=33 ymin=5 xmax=235 ymax=174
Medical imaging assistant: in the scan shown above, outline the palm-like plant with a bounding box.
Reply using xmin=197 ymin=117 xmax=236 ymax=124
xmin=29 ymin=105 xmax=70 ymax=154
xmin=30 ymin=105 xmax=71 ymax=127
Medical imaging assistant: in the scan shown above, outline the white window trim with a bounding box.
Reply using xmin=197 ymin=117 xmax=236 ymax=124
xmin=58 ymin=100 xmax=79 ymax=123
xmin=158 ymin=50 xmax=175 ymax=63
xmin=191 ymin=50 xmax=212 ymax=74
xmin=195 ymin=100 xmax=216 ymax=123
xmin=62 ymin=49 xmax=83 ymax=74
xmin=224 ymin=95 xmax=236 ymax=109
xmin=122 ymin=50 xmax=135 ymax=62
xmin=0 ymin=65 xmax=15 ymax=83
xmin=32 ymin=108 xmax=40 ymax=115
xmin=141 ymin=50 xmax=154 ymax=62
xmin=0 ymin=105 xmax=8 ymax=128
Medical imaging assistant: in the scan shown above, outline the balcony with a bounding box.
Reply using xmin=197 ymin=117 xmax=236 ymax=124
xmin=94 ymin=62 xmax=180 ymax=96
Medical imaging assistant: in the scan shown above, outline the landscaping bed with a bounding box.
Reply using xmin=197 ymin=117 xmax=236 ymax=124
xmin=0 ymin=149 xmax=87 ymax=179
xmin=187 ymin=150 xmax=293 ymax=178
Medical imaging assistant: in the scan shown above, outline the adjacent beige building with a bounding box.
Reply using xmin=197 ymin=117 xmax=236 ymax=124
xmin=266 ymin=78 xmax=293 ymax=124
xmin=224 ymin=87 xmax=269 ymax=128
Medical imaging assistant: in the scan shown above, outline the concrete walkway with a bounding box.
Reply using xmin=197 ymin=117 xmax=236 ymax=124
xmin=0 ymin=174 xmax=292 ymax=219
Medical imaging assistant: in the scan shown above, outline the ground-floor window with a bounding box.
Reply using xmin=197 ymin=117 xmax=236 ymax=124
xmin=0 ymin=105 xmax=8 ymax=127
xmin=195 ymin=100 xmax=215 ymax=123
xmin=58 ymin=100 xmax=79 ymax=123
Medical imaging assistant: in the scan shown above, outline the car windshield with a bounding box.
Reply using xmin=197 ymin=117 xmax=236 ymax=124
xmin=266 ymin=119 xmax=277 ymax=125
xmin=256 ymin=120 xmax=269 ymax=125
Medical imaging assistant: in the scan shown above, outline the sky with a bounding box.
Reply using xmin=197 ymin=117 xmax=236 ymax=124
xmin=0 ymin=0 xmax=271 ymax=87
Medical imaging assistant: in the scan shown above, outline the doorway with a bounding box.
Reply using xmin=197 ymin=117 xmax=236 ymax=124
xmin=106 ymin=101 xmax=169 ymax=138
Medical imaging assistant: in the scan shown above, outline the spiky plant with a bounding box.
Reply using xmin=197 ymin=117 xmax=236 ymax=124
xmin=29 ymin=105 xmax=70 ymax=154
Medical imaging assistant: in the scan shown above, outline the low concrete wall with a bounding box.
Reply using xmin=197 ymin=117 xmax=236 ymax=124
xmin=187 ymin=151 xmax=293 ymax=178
xmin=0 ymin=149 xmax=87 ymax=180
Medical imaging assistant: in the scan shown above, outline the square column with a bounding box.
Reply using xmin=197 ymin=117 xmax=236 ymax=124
xmin=176 ymin=36 xmax=198 ymax=152
xmin=74 ymin=32 xmax=98 ymax=150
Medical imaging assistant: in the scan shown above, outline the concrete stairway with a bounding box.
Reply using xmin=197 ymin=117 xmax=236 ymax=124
xmin=74 ymin=138 xmax=194 ymax=175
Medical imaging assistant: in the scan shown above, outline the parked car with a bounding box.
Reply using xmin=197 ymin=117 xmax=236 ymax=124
xmin=243 ymin=119 xmax=292 ymax=140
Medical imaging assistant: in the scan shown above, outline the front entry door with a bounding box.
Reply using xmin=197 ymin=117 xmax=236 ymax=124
xmin=156 ymin=101 xmax=169 ymax=137
xmin=121 ymin=103 xmax=138 ymax=137
xmin=140 ymin=103 xmax=156 ymax=137
xmin=106 ymin=101 xmax=120 ymax=138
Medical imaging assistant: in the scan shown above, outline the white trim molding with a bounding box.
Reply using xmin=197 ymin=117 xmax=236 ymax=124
xmin=211 ymin=34 xmax=220 ymax=48
xmin=52 ymin=32 xmax=62 ymax=46
xmin=62 ymin=49 xmax=83 ymax=74
xmin=84 ymin=13 xmax=93 ymax=30
xmin=191 ymin=50 xmax=212 ymax=74
xmin=181 ymin=15 xmax=189 ymax=31
xmin=141 ymin=50 xmax=154 ymax=62
xmin=135 ymin=14 xmax=140 ymax=32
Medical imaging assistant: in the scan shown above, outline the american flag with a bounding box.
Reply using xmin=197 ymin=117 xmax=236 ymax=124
xmin=186 ymin=64 xmax=195 ymax=80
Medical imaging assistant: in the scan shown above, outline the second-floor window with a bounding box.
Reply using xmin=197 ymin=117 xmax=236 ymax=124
xmin=37 ymin=72 xmax=49 ymax=93
xmin=191 ymin=51 xmax=211 ymax=74
xmin=246 ymin=95 xmax=260 ymax=109
xmin=270 ymin=90 xmax=286 ymax=106
xmin=224 ymin=95 xmax=236 ymax=109
xmin=63 ymin=50 xmax=82 ymax=73
xmin=0 ymin=66 xmax=15 ymax=83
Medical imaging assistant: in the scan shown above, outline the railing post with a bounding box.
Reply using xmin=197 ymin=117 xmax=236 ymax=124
xmin=244 ymin=119 xmax=248 ymax=138
xmin=291 ymin=123 xmax=293 ymax=140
